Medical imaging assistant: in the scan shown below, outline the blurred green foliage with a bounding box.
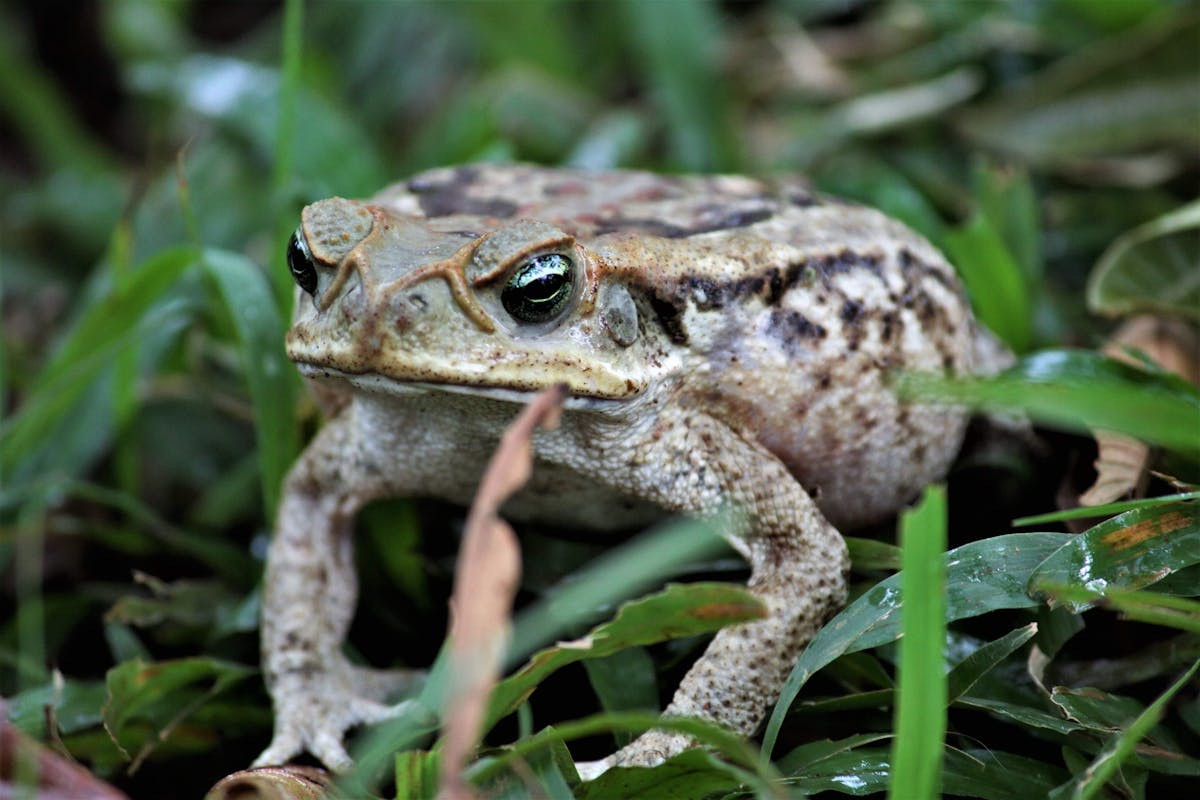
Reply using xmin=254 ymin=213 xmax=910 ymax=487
xmin=1 ymin=0 xmax=1197 ymax=797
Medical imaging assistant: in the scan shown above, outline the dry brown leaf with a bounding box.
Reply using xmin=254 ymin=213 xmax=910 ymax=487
xmin=437 ymin=385 xmax=567 ymax=800
xmin=1080 ymin=316 xmax=1200 ymax=507
xmin=0 ymin=708 xmax=130 ymax=800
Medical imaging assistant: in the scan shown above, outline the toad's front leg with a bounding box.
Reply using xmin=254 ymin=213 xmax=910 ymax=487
xmin=253 ymin=413 xmax=422 ymax=772
xmin=576 ymin=412 xmax=849 ymax=778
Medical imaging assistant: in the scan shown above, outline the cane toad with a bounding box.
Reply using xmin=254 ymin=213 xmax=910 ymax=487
xmin=254 ymin=164 xmax=1007 ymax=776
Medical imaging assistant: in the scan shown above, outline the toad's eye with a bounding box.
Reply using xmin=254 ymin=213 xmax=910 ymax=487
xmin=501 ymin=253 xmax=575 ymax=324
xmin=287 ymin=230 xmax=318 ymax=295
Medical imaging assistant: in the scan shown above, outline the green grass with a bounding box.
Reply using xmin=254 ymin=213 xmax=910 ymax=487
xmin=2 ymin=1 xmax=1198 ymax=798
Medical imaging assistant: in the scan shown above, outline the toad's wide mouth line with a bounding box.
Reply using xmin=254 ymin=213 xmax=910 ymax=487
xmin=294 ymin=361 xmax=634 ymax=409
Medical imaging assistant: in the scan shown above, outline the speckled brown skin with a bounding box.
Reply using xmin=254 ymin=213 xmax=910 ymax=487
xmin=255 ymin=165 xmax=1007 ymax=775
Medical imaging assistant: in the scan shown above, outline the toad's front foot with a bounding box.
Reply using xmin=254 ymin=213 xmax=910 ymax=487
xmin=254 ymin=659 xmax=424 ymax=771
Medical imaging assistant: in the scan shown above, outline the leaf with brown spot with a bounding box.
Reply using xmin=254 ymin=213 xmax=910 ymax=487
xmin=437 ymin=385 xmax=566 ymax=800
xmin=1029 ymin=501 xmax=1200 ymax=613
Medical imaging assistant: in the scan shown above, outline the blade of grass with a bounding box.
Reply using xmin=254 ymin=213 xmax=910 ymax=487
xmin=272 ymin=0 xmax=304 ymax=303
xmin=0 ymin=248 xmax=199 ymax=483
xmin=943 ymin=212 xmax=1032 ymax=352
xmin=1013 ymin=491 xmax=1200 ymax=527
xmin=898 ymin=349 xmax=1200 ymax=459
xmin=888 ymin=486 xmax=948 ymax=800
xmin=202 ymin=249 xmax=298 ymax=519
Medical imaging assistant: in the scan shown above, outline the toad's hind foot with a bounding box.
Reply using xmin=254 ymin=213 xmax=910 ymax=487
xmin=255 ymin=661 xmax=425 ymax=771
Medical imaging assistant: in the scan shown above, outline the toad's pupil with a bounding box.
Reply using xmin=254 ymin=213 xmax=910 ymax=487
xmin=287 ymin=231 xmax=318 ymax=295
xmin=502 ymin=253 xmax=574 ymax=323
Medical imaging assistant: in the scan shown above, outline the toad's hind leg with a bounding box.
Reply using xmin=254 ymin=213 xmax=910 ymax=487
xmin=576 ymin=413 xmax=849 ymax=777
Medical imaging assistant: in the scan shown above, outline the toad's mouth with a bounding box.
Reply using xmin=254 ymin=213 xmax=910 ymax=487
xmin=294 ymin=361 xmax=636 ymax=409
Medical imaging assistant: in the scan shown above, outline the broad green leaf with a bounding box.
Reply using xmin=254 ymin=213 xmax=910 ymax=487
xmin=575 ymin=749 xmax=743 ymax=800
xmin=1086 ymin=200 xmax=1200 ymax=321
xmin=943 ymin=212 xmax=1031 ymax=352
xmin=468 ymin=712 xmax=776 ymax=798
xmin=899 ymin=350 xmax=1200 ymax=459
xmin=889 ymin=486 xmax=947 ymax=800
xmin=777 ymin=733 xmax=891 ymax=776
xmin=1029 ymin=502 xmax=1200 ymax=611
xmin=506 ymin=516 xmax=733 ymax=664
xmin=957 ymin=695 xmax=1088 ymax=737
xmin=9 ymin=679 xmax=108 ymax=737
xmin=202 ymin=248 xmax=298 ymax=518
xmin=102 ymin=656 xmax=255 ymax=760
xmin=763 ymin=533 xmax=1070 ymax=756
xmin=488 ymin=582 xmax=763 ymax=731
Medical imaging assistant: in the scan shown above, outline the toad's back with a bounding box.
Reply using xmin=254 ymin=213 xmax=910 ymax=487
xmin=370 ymin=164 xmax=994 ymax=527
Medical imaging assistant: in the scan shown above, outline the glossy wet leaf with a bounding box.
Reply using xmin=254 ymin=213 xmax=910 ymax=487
xmin=487 ymin=582 xmax=763 ymax=730
xmin=899 ymin=350 xmax=1200 ymax=459
xmin=1087 ymin=200 xmax=1200 ymax=321
xmin=787 ymin=746 xmax=1068 ymax=799
xmin=763 ymin=533 xmax=1069 ymax=755
xmin=1029 ymin=502 xmax=1200 ymax=611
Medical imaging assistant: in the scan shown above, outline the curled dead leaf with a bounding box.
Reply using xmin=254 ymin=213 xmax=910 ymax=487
xmin=1080 ymin=316 xmax=1200 ymax=507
